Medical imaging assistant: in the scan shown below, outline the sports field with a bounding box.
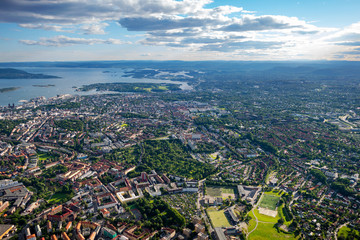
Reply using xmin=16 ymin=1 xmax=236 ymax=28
xmin=248 ymin=222 xmax=298 ymax=240
xmin=207 ymin=208 xmax=231 ymax=228
xmin=259 ymin=194 xmax=280 ymax=210
xmin=207 ymin=186 xmax=236 ymax=199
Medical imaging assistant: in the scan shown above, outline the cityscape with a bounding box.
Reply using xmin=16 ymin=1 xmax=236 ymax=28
xmin=0 ymin=61 xmax=359 ymax=240
xmin=0 ymin=0 xmax=360 ymax=240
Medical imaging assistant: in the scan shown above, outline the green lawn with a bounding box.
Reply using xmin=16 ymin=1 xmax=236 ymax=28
xmin=207 ymin=186 xmax=236 ymax=198
xmin=248 ymin=222 xmax=297 ymax=240
xmin=38 ymin=152 xmax=52 ymax=161
xmin=47 ymin=192 xmax=71 ymax=204
xmin=278 ymin=205 xmax=293 ymax=225
xmin=254 ymin=209 xmax=279 ymax=223
xmin=265 ymin=189 xmax=283 ymax=196
xmin=247 ymin=211 xmax=257 ymax=232
xmin=207 ymin=187 xmax=222 ymax=197
xmin=259 ymin=194 xmax=280 ymax=210
xmin=158 ymin=86 xmax=169 ymax=90
xmin=338 ymin=226 xmax=360 ymax=239
xmin=222 ymin=188 xmax=236 ymax=194
xmin=128 ymin=203 xmax=137 ymax=210
xmin=207 ymin=208 xmax=231 ymax=228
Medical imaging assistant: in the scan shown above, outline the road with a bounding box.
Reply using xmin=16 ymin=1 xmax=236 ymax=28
xmin=196 ymin=179 xmax=214 ymax=233
xmin=247 ymin=192 xmax=264 ymax=238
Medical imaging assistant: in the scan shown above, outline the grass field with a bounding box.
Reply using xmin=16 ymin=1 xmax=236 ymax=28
xmin=259 ymin=194 xmax=280 ymax=210
xmin=207 ymin=187 xmax=222 ymax=197
xmin=207 ymin=186 xmax=236 ymax=199
xmin=247 ymin=211 xmax=257 ymax=232
xmin=248 ymin=222 xmax=298 ymax=240
xmin=338 ymin=226 xmax=360 ymax=239
xmin=207 ymin=208 xmax=231 ymax=228
xmin=222 ymin=188 xmax=236 ymax=194
xmin=47 ymin=193 xmax=71 ymax=204
xmin=254 ymin=209 xmax=279 ymax=223
xmin=38 ymin=152 xmax=52 ymax=161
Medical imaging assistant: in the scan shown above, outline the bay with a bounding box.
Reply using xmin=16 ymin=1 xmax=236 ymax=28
xmin=0 ymin=67 xmax=192 ymax=106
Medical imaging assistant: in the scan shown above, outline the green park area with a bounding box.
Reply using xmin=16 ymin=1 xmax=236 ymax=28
xmin=338 ymin=226 xmax=360 ymax=239
xmin=207 ymin=186 xmax=236 ymax=199
xmin=259 ymin=194 xmax=280 ymax=210
xmin=47 ymin=192 xmax=72 ymax=204
xmin=207 ymin=207 xmax=231 ymax=228
xmin=247 ymin=192 xmax=297 ymax=240
xmin=38 ymin=152 xmax=52 ymax=161
xmin=248 ymin=222 xmax=298 ymax=240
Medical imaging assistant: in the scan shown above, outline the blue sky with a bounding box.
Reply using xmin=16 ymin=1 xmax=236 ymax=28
xmin=0 ymin=0 xmax=360 ymax=61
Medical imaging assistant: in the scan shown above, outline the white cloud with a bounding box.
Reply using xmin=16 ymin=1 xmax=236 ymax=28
xmin=0 ymin=0 xmax=212 ymax=24
xmin=2 ymin=0 xmax=359 ymax=60
xmin=80 ymin=23 xmax=109 ymax=35
xmin=18 ymin=23 xmax=73 ymax=32
xmin=19 ymin=35 xmax=127 ymax=46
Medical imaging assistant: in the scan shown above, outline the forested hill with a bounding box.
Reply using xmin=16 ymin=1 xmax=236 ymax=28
xmin=0 ymin=68 xmax=59 ymax=79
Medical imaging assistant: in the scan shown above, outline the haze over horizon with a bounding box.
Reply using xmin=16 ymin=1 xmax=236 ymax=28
xmin=1 ymin=0 xmax=360 ymax=62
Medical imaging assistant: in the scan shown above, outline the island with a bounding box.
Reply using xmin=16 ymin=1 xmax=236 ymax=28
xmin=0 ymin=87 xmax=20 ymax=93
xmin=0 ymin=68 xmax=60 ymax=79
xmin=79 ymin=82 xmax=181 ymax=92
xmin=32 ymin=84 xmax=56 ymax=88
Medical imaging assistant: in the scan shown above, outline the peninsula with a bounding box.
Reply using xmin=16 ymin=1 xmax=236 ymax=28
xmin=0 ymin=68 xmax=60 ymax=79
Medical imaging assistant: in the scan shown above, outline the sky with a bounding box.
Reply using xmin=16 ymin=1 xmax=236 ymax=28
xmin=0 ymin=0 xmax=360 ymax=62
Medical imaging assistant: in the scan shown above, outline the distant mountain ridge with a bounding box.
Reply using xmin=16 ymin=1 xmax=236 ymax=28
xmin=0 ymin=68 xmax=60 ymax=79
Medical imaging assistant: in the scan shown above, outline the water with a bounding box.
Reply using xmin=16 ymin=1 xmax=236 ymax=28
xmin=0 ymin=67 xmax=192 ymax=106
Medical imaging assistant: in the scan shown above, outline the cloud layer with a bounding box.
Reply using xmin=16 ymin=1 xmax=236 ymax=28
xmin=19 ymin=35 xmax=125 ymax=47
xmin=1 ymin=0 xmax=359 ymax=60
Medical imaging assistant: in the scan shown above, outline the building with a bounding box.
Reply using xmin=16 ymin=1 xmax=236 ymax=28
xmin=35 ymin=225 xmax=42 ymax=237
xmin=65 ymin=222 xmax=72 ymax=232
xmin=0 ymin=201 xmax=9 ymax=213
xmin=103 ymin=227 xmax=117 ymax=239
xmin=195 ymin=224 xmax=205 ymax=233
xmin=26 ymin=234 xmax=36 ymax=240
xmin=237 ymin=185 xmax=261 ymax=204
xmin=197 ymin=232 xmax=209 ymax=240
xmin=100 ymin=208 xmax=110 ymax=217
xmin=160 ymin=227 xmax=176 ymax=240
xmin=225 ymin=207 xmax=239 ymax=225
xmin=182 ymin=228 xmax=192 ymax=238
xmin=75 ymin=221 xmax=100 ymax=240
xmin=96 ymin=192 xmax=118 ymax=209
xmin=25 ymin=227 xmax=31 ymax=237
xmin=214 ymin=228 xmax=226 ymax=240
xmin=192 ymin=216 xmax=202 ymax=225
xmin=47 ymin=221 xmax=52 ymax=233
xmin=0 ymin=225 xmax=15 ymax=240
xmin=61 ymin=232 xmax=70 ymax=240
xmin=47 ymin=205 xmax=74 ymax=222
xmin=123 ymin=226 xmax=148 ymax=240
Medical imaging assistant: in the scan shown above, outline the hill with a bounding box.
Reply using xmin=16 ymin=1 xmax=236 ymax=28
xmin=0 ymin=68 xmax=60 ymax=79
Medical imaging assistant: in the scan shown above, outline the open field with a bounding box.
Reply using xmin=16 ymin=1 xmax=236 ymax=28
xmin=254 ymin=208 xmax=279 ymax=223
xmin=247 ymin=211 xmax=257 ymax=232
xmin=47 ymin=192 xmax=71 ymax=204
xmin=207 ymin=187 xmax=222 ymax=197
xmin=264 ymin=189 xmax=283 ymax=197
xmin=259 ymin=194 xmax=280 ymax=210
xmin=38 ymin=152 xmax=52 ymax=161
xmin=207 ymin=208 xmax=231 ymax=228
xmin=248 ymin=222 xmax=298 ymax=240
xmin=207 ymin=186 xmax=236 ymax=199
